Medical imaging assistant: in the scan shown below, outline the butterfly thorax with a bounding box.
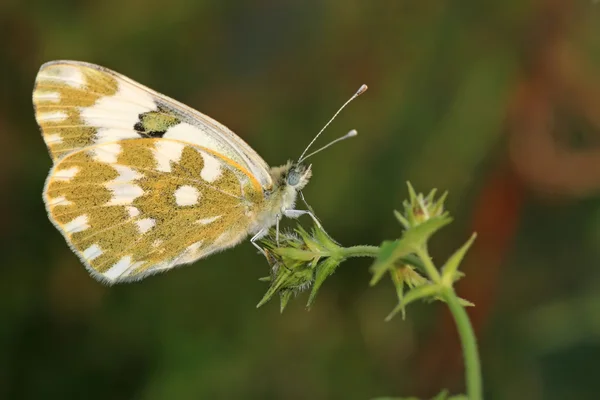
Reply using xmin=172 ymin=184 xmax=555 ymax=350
xmin=249 ymin=161 xmax=312 ymax=233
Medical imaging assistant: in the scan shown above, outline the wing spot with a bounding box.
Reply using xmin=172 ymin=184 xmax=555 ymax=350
xmin=111 ymin=165 xmax=143 ymax=182
xmin=174 ymin=185 xmax=200 ymax=206
xmin=135 ymin=218 xmax=156 ymax=234
xmin=200 ymin=152 xmax=223 ymax=182
xmin=53 ymin=166 xmax=79 ymax=181
xmin=38 ymin=65 xmax=86 ymax=88
xmin=89 ymin=143 xmax=122 ymax=163
xmin=82 ymin=244 xmax=103 ymax=261
xmin=196 ymin=216 xmax=221 ymax=225
xmin=45 ymin=134 xmax=63 ymax=145
xmin=153 ymin=140 xmax=185 ymax=172
xmin=105 ymin=255 xmax=136 ymax=281
xmin=33 ymin=91 xmax=61 ymax=103
xmin=127 ymin=206 xmax=140 ymax=218
xmin=105 ymin=183 xmax=144 ymax=205
xmin=47 ymin=196 xmax=73 ymax=207
xmin=38 ymin=111 xmax=69 ymax=122
xmin=63 ymin=215 xmax=90 ymax=234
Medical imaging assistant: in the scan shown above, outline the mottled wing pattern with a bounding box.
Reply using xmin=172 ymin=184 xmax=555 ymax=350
xmin=43 ymin=138 xmax=265 ymax=284
xmin=33 ymin=60 xmax=273 ymax=189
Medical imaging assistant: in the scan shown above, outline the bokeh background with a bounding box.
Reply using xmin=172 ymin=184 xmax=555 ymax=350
xmin=3 ymin=0 xmax=600 ymax=399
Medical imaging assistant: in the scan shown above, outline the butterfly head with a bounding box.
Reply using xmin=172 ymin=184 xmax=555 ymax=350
xmin=270 ymin=161 xmax=312 ymax=192
xmin=286 ymin=163 xmax=312 ymax=189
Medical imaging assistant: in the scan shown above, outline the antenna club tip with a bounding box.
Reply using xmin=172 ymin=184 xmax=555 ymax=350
xmin=356 ymin=84 xmax=368 ymax=96
xmin=347 ymin=129 xmax=358 ymax=137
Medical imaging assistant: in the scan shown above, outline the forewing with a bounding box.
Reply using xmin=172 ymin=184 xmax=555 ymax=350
xmin=33 ymin=60 xmax=273 ymax=188
xmin=43 ymin=138 xmax=265 ymax=284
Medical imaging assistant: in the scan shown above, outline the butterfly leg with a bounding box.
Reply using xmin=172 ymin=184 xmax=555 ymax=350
xmin=275 ymin=214 xmax=281 ymax=245
xmin=250 ymin=229 xmax=269 ymax=257
xmin=283 ymin=209 xmax=323 ymax=228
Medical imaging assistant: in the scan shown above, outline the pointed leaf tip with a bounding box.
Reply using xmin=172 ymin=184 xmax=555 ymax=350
xmin=441 ymin=232 xmax=477 ymax=286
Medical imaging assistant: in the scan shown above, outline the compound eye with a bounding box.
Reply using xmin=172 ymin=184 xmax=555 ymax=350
xmin=287 ymin=171 xmax=301 ymax=186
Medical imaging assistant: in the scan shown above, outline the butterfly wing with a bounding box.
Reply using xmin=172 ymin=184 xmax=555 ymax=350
xmin=44 ymin=138 xmax=265 ymax=284
xmin=33 ymin=60 xmax=273 ymax=189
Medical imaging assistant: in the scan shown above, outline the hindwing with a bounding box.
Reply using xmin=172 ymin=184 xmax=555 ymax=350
xmin=43 ymin=138 xmax=265 ymax=283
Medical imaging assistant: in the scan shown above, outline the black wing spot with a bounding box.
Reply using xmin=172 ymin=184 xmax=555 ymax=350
xmin=133 ymin=107 xmax=180 ymax=138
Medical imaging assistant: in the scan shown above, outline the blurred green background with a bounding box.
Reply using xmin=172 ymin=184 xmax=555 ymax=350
xmin=3 ymin=0 xmax=600 ymax=399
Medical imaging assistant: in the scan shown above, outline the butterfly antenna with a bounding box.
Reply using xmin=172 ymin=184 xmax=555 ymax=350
xmin=299 ymin=130 xmax=358 ymax=162
xmin=298 ymin=84 xmax=368 ymax=163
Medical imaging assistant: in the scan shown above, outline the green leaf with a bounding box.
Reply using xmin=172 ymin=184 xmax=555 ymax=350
xmin=403 ymin=214 xmax=453 ymax=248
xmin=457 ymin=297 xmax=475 ymax=307
xmin=390 ymin=268 xmax=406 ymax=320
xmin=441 ymin=233 xmax=477 ymax=286
xmin=369 ymin=240 xmax=402 ymax=285
xmin=257 ymin=263 xmax=313 ymax=308
xmin=385 ymin=283 xmax=441 ymax=321
xmin=295 ymin=226 xmax=320 ymax=253
xmin=306 ymin=257 xmax=341 ymax=308
xmin=273 ymin=247 xmax=316 ymax=261
xmin=394 ymin=209 xmax=410 ymax=229
xmin=279 ymin=290 xmax=293 ymax=313
xmin=398 ymin=254 xmax=426 ymax=272
xmin=312 ymin=225 xmax=340 ymax=252
xmin=432 ymin=191 xmax=448 ymax=215
xmin=425 ymin=188 xmax=438 ymax=204
xmin=407 ymin=181 xmax=418 ymax=204
xmin=370 ymin=215 xmax=452 ymax=286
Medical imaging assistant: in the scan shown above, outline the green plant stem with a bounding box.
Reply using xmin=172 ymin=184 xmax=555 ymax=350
xmin=340 ymin=245 xmax=380 ymax=258
xmin=413 ymin=246 xmax=442 ymax=282
xmin=441 ymin=286 xmax=483 ymax=400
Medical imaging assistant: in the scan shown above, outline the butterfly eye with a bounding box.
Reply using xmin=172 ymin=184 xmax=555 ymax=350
xmin=287 ymin=170 xmax=301 ymax=186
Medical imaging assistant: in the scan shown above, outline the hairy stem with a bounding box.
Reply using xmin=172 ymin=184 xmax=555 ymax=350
xmin=339 ymin=245 xmax=380 ymax=258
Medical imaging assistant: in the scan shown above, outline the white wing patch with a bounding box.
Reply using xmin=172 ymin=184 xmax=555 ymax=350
xmin=64 ymin=215 xmax=90 ymax=234
xmin=53 ymin=166 xmax=79 ymax=181
xmin=164 ymin=123 xmax=220 ymax=149
xmin=83 ymin=244 xmax=103 ymax=261
xmin=200 ymin=152 xmax=223 ymax=182
xmin=37 ymin=111 xmax=68 ymax=122
xmin=174 ymin=185 xmax=200 ymax=206
xmin=45 ymin=134 xmax=63 ymax=145
xmin=47 ymin=196 xmax=73 ymax=207
xmin=33 ymin=91 xmax=60 ymax=103
xmin=127 ymin=206 xmax=140 ymax=218
xmin=105 ymin=183 xmax=144 ymax=205
xmin=104 ymin=256 xmax=143 ymax=281
xmin=112 ymin=165 xmax=143 ymax=182
xmin=81 ymin=79 xmax=156 ymax=143
xmin=37 ymin=64 xmax=86 ymax=88
xmin=153 ymin=140 xmax=185 ymax=172
xmin=196 ymin=216 xmax=221 ymax=225
xmin=90 ymin=143 xmax=122 ymax=163
xmin=135 ymin=218 xmax=156 ymax=234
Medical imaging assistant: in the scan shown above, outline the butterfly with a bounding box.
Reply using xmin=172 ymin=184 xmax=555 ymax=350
xmin=33 ymin=60 xmax=366 ymax=284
